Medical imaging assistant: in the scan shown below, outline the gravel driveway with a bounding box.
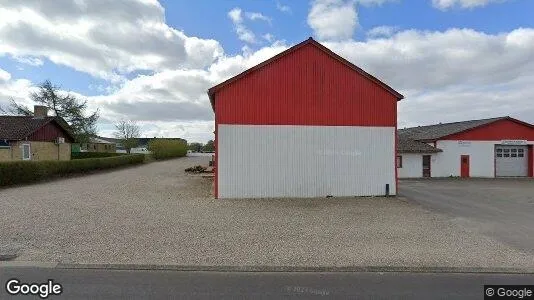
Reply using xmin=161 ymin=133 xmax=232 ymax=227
xmin=1 ymin=157 xmax=534 ymax=269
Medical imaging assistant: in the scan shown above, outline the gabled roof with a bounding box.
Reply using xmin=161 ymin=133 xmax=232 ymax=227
xmin=398 ymin=116 xmax=522 ymax=142
xmin=89 ymin=137 xmax=115 ymax=144
xmin=96 ymin=136 xmax=187 ymax=146
xmin=398 ymin=136 xmax=442 ymax=153
xmin=207 ymin=37 xmax=404 ymax=110
xmin=96 ymin=136 xmax=121 ymax=144
xmin=0 ymin=116 xmax=74 ymax=141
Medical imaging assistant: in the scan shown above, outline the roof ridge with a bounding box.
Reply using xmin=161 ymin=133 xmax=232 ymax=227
xmin=400 ymin=116 xmax=508 ymax=130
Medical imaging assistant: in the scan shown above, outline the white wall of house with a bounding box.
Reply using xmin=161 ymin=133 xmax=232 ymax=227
xmin=398 ymin=154 xmax=423 ymax=178
xmin=397 ymin=153 xmax=440 ymax=178
xmin=218 ymin=125 xmax=396 ymax=198
xmin=431 ymin=140 xmax=534 ymax=177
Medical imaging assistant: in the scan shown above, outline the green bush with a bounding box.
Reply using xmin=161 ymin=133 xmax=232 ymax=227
xmin=0 ymin=154 xmax=145 ymax=187
xmin=71 ymin=152 xmax=124 ymax=159
xmin=149 ymin=139 xmax=187 ymax=160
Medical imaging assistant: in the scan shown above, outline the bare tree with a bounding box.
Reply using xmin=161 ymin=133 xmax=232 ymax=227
xmin=114 ymin=120 xmax=140 ymax=153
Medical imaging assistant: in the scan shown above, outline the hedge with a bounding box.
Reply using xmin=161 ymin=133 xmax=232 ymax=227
xmin=148 ymin=139 xmax=187 ymax=160
xmin=71 ymin=152 xmax=125 ymax=159
xmin=0 ymin=154 xmax=145 ymax=187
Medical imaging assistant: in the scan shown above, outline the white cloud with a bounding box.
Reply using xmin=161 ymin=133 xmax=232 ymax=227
xmin=326 ymin=28 xmax=534 ymax=90
xmin=0 ymin=0 xmax=223 ymax=82
xmin=357 ymin=0 xmax=398 ymax=5
xmin=229 ymin=8 xmax=273 ymax=44
xmin=228 ymin=8 xmax=256 ymax=44
xmin=432 ymin=0 xmax=508 ymax=10
xmin=263 ymin=33 xmax=275 ymax=43
xmin=276 ymin=2 xmax=292 ymax=13
xmin=0 ymin=75 xmax=34 ymax=110
xmin=307 ymin=0 xmax=359 ymax=40
xmin=245 ymin=12 xmax=272 ymax=24
xmin=367 ymin=25 xmax=399 ymax=38
xmin=0 ymin=68 xmax=11 ymax=81
xmin=12 ymin=56 xmax=44 ymax=66
xmin=228 ymin=7 xmax=243 ymax=23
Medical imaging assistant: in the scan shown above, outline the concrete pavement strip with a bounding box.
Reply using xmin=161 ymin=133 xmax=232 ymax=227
xmin=1 ymin=261 xmax=533 ymax=274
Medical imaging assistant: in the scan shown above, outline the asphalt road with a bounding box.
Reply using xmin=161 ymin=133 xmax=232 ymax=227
xmin=1 ymin=267 xmax=533 ymax=299
xmin=399 ymin=179 xmax=534 ymax=253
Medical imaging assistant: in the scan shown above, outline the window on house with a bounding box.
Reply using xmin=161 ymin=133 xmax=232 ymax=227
xmin=93 ymin=145 xmax=97 ymax=150
xmin=22 ymin=144 xmax=31 ymax=160
xmin=396 ymin=156 xmax=402 ymax=168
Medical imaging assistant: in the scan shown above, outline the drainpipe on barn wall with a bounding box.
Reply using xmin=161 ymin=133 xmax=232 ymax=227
xmin=528 ymin=145 xmax=534 ymax=177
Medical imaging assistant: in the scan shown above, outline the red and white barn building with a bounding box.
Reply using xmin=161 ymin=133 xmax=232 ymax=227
xmin=208 ymin=38 xmax=404 ymax=198
xmin=398 ymin=117 xmax=534 ymax=178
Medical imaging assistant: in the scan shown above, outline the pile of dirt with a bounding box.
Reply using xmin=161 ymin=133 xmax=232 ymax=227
xmin=185 ymin=165 xmax=208 ymax=173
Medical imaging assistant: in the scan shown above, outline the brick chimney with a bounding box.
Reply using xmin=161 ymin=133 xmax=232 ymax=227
xmin=34 ymin=105 xmax=48 ymax=118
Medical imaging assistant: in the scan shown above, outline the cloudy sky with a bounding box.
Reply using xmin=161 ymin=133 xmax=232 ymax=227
xmin=1 ymin=0 xmax=533 ymax=142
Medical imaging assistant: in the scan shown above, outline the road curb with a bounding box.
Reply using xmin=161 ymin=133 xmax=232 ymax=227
xmin=0 ymin=261 xmax=58 ymax=268
xmin=47 ymin=264 xmax=534 ymax=274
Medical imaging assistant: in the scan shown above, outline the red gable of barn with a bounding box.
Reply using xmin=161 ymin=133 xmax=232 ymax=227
xmin=209 ymin=38 xmax=403 ymax=127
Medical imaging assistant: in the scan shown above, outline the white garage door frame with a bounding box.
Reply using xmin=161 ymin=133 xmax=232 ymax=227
xmin=495 ymin=145 xmax=528 ymax=177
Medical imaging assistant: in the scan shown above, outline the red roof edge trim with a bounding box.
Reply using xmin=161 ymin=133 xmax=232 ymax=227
xmin=438 ymin=117 xmax=534 ymax=141
xmin=207 ymin=37 xmax=404 ymax=111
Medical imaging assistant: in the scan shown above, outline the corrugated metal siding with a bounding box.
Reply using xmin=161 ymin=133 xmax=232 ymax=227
xmin=529 ymin=145 xmax=533 ymax=177
xmin=443 ymin=119 xmax=534 ymax=141
xmin=217 ymin=125 xmax=396 ymax=198
xmin=28 ymin=121 xmax=73 ymax=142
xmin=215 ymin=43 xmax=397 ymax=126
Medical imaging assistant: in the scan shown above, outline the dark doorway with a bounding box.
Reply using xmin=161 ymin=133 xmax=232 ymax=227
xmin=422 ymin=155 xmax=431 ymax=178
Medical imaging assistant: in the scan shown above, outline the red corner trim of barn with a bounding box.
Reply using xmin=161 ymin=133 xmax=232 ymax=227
xmin=207 ymin=37 xmax=404 ymax=111
xmin=439 ymin=117 xmax=534 ymax=141
xmin=528 ymin=145 xmax=534 ymax=177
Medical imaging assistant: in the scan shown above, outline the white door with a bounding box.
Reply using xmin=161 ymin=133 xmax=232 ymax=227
xmin=22 ymin=144 xmax=31 ymax=160
xmin=495 ymin=145 xmax=528 ymax=177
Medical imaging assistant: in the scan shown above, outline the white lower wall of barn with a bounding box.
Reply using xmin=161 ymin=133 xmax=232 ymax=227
xmin=398 ymin=154 xmax=424 ymax=178
xmin=217 ymin=125 xmax=396 ymax=198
